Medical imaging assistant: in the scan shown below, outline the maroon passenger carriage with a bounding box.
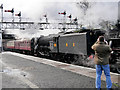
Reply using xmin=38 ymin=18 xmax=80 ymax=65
xmin=5 ymin=40 xmax=15 ymax=50
xmin=5 ymin=39 xmax=32 ymax=54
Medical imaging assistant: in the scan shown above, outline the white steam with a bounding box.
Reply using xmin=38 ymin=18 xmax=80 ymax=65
xmin=1 ymin=0 xmax=118 ymax=39
xmin=75 ymin=1 xmax=118 ymax=28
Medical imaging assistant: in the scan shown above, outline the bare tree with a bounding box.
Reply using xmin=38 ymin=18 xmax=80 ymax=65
xmin=76 ymin=0 xmax=91 ymax=15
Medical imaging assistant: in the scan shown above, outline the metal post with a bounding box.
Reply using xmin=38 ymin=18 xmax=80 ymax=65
xmin=63 ymin=12 xmax=66 ymax=32
xmin=19 ymin=16 xmax=21 ymax=29
xmin=46 ymin=17 xmax=48 ymax=23
xmin=0 ymin=31 xmax=2 ymax=52
xmin=0 ymin=4 xmax=3 ymax=52
xmin=12 ymin=8 xmax=14 ymax=29
xmin=19 ymin=12 xmax=21 ymax=29
xmin=0 ymin=4 xmax=3 ymax=29
xmin=69 ymin=15 xmax=72 ymax=29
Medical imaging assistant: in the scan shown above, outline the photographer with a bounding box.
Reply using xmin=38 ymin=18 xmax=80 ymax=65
xmin=91 ymin=36 xmax=112 ymax=90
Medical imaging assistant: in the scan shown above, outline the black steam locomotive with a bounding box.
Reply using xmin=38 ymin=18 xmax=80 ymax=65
xmin=109 ymin=38 xmax=120 ymax=73
xmin=4 ymin=29 xmax=120 ymax=73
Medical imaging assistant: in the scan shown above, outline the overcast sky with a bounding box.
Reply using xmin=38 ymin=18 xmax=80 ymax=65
xmin=0 ymin=0 xmax=119 ymax=38
xmin=0 ymin=0 xmax=119 ymax=22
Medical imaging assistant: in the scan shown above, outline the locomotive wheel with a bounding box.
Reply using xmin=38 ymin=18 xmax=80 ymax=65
xmin=64 ymin=54 xmax=73 ymax=64
xmin=116 ymin=63 xmax=120 ymax=74
xmin=72 ymin=55 xmax=79 ymax=65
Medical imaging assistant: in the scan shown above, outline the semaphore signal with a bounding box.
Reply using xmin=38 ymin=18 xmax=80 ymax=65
xmin=5 ymin=8 xmax=14 ymax=13
xmin=58 ymin=11 xmax=66 ymax=15
xmin=15 ymin=12 xmax=21 ymax=16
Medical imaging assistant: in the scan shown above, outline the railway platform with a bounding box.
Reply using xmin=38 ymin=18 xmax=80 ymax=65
xmin=0 ymin=52 xmax=120 ymax=89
